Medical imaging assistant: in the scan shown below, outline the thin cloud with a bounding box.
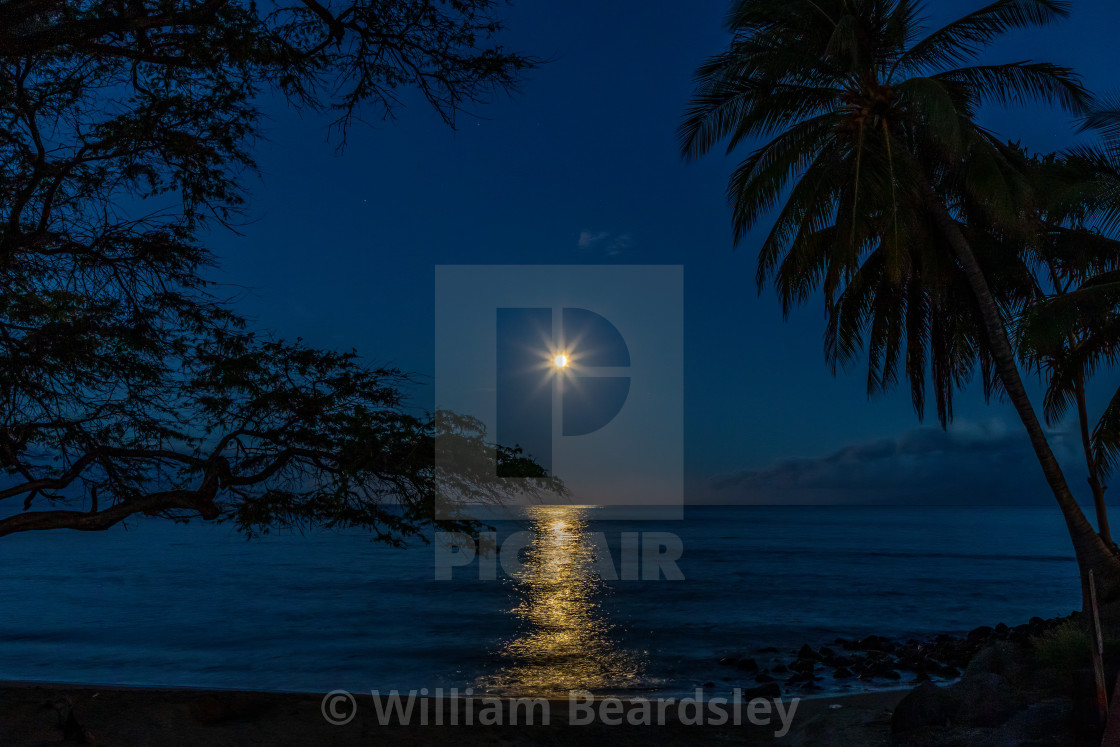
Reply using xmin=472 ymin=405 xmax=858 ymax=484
xmin=577 ymin=230 xmax=633 ymax=257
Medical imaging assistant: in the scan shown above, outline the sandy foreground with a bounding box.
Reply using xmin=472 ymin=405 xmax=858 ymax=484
xmin=0 ymin=681 xmax=910 ymax=746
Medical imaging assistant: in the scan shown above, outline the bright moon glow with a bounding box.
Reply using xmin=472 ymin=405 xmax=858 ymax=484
xmin=554 ymin=354 xmax=568 ymax=367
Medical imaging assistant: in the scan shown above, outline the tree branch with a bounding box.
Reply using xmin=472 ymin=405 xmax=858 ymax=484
xmin=0 ymin=484 xmax=221 ymax=537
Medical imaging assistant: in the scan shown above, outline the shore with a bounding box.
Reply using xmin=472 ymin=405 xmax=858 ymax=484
xmin=720 ymin=614 xmax=1074 ymax=699
xmin=0 ymin=680 xmax=908 ymax=746
xmin=1 ymin=613 xmax=1107 ymax=745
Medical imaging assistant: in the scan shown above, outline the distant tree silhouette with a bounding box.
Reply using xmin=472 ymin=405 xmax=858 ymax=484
xmin=0 ymin=0 xmax=548 ymax=538
xmin=681 ymin=0 xmax=1120 ymax=606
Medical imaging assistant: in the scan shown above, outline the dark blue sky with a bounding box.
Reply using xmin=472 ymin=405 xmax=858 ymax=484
xmin=210 ymin=0 xmax=1120 ymax=505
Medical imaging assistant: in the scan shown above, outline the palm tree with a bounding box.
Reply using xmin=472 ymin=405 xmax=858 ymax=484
xmin=1076 ymin=96 xmax=1120 ymax=233
xmin=681 ymin=0 xmax=1120 ymax=605
xmin=1016 ymin=152 xmax=1120 ymax=547
xmin=1019 ymin=258 xmax=1120 ymax=545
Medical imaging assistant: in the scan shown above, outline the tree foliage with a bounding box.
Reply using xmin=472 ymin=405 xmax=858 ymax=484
xmin=0 ymin=0 xmax=546 ymax=538
xmin=681 ymin=0 xmax=1120 ymax=604
xmin=679 ymin=0 xmax=1088 ymax=426
xmin=1014 ymin=120 xmax=1120 ymax=541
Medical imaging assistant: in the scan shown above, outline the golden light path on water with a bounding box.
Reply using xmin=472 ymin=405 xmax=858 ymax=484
xmin=478 ymin=505 xmax=645 ymax=697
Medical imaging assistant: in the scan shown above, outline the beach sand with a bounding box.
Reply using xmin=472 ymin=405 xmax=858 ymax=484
xmin=0 ymin=681 xmax=909 ymax=746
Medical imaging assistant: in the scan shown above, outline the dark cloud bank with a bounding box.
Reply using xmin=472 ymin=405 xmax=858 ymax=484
xmin=709 ymin=420 xmax=1096 ymax=506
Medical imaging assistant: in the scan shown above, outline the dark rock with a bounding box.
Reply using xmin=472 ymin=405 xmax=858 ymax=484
xmin=858 ymin=635 xmax=894 ymax=652
xmin=818 ymin=646 xmax=836 ymax=659
xmin=832 ymin=667 xmax=853 ymax=679
xmin=735 ymin=657 xmax=758 ymax=672
xmin=754 ymin=672 xmax=775 ymax=683
xmin=790 ymin=658 xmax=816 ymax=674
xmin=743 ymin=683 xmax=781 ymax=699
xmin=964 ymin=641 xmax=1029 ymax=686
xmin=51 ymin=698 xmax=92 ymax=744
xmin=880 ymin=669 xmax=901 ymax=680
xmin=758 ymin=646 xmax=779 ymax=653
xmin=786 ymin=670 xmax=819 ymax=684
xmin=890 ymin=683 xmax=957 ymax=734
xmin=896 ymin=654 xmax=922 ymax=671
xmin=771 ymin=663 xmax=788 ymax=674
xmin=797 ymin=644 xmax=818 ymax=660
xmin=967 ymin=625 xmax=994 ymax=643
xmin=865 ymin=657 xmax=900 ymax=678
xmin=995 ymin=622 xmax=1010 ymax=638
xmin=951 ymin=672 xmax=1022 ymax=728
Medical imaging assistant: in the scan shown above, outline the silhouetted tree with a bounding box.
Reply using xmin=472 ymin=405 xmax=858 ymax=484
xmin=681 ymin=0 xmax=1120 ymax=605
xmin=1016 ymin=115 xmax=1120 ymax=547
xmin=0 ymin=0 xmax=548 ymax=538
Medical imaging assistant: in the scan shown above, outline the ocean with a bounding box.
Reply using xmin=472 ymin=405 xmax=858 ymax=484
xmin=0 ymin=505 xmax=1085 ymax=697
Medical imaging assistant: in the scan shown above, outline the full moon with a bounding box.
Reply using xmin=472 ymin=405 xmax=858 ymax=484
xmin=554 ymin=354 xmax=568 ymax=367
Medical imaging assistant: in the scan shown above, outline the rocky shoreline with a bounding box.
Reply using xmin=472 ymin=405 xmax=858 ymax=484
xmin=714 ymin=609 xmax=1116 ymax=745
xmin=0 ymin=613 xmax=1106 ymax=745
xmin=716 ymin=613 xmax=1078 ymax=700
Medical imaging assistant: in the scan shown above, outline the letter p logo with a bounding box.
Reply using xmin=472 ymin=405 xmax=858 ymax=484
xmin=435 ymin=265 xmax=682 ymax=516
xmin=496 ymin=307 xmax=631 ymax=474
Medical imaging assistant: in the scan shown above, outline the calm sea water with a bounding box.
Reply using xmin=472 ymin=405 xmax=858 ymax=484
xmin=0 ymin=506 xmax=1085 ymax=697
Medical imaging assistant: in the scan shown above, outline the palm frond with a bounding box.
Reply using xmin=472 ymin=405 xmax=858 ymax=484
xmin=1066 ymin=150 xmax=1120 ymax=234
xmin=934 ymin=61 xmax=1089 ymax=114
xmin=896 ymin=0 xmax=1072 ymax=73
xmin=825 ymin=248 xmax=884 ymax=372
xmin=683 ymin=0 xmax=1080 ymax=430
xmin=895 ymin=76 xmax=966 ymax=156
xmin=680 ymin=72 xmax=841 ymax=159
xmin=725 ymin=113 xmax=841 ymax=244
xmin=1077 ymin=93 xmax=1120 ymax=151
xmin=1092 ymin=384 xmax=1120 ymax=480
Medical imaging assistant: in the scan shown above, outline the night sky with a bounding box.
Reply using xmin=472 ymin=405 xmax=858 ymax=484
xmin=209 ymin=0 xmax=1120 ymax=506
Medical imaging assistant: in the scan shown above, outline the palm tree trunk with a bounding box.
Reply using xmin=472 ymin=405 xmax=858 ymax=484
xmin=1075 ymin=377 xmax=1112 ymax=544
xmin=920 ymin=181 xmax=1120 ymax=607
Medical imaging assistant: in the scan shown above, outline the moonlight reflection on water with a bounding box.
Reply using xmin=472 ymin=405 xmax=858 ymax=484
xmin=479 ymin=505 xmax=646 ymax=696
